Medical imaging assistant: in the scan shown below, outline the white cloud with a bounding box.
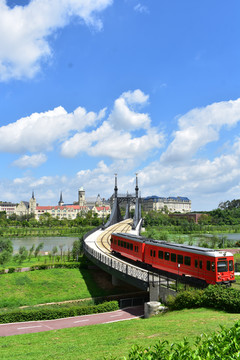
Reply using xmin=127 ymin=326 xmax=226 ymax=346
xmin=161 ymin=98 xmax=240 ymax=162
xmin=122 ymin=89 xmax=149 ymax=105
xmin=0 ymin=105 xmax=105 ymax=153
xmin=12 ymin=153 xmax=47 ymax=168
xmin=109 ymin=90 xmax=150 ymax=130
xmin=0 ymin=0 xmax=113 ymax=81
xmin=61 ymin=90 xmax=164 ymax=159
xmin=134 ymin=3 xmax=149 ymax=14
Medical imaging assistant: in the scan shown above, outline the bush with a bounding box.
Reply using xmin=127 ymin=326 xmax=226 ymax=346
xmin=113 ymin=321 xmax=240 ymax=359
xmin=0 ymin=301 xmax=119 ymax=324
xmin=8 ymin=267 xmax=15 ymax=273
xmin=167 ymin=285 xmax=240 ymax=313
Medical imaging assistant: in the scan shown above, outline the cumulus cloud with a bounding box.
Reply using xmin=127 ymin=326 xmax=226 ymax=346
xmin=109 ymin=89 xmax=150 ymax=130
xmin=0 ymin=0 xmax=113 ymax=81
xmin=161 ymin=98 xmax=240 ymax=163
xmin=12 ymin=153 xmax=47 ymax=168
xmin=61 ymin=89 xmax=164 ymax=159
xmin=0 ymin=105 xmax=105 ymax=153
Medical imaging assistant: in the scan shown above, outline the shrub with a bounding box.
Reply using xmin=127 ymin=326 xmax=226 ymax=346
xmin=0 ymin=301 xmax=119 ymax=324
xmin=113 ymin=321 xmax=240 ymax=359
xmin=8 ymin=267 xmax=15 ymax=273
xmin=167 ymin=285 xmax=240 ymax=313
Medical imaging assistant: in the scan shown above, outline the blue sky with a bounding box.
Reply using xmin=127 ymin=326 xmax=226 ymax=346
xmin=1 ymin=0 xmax=240 ymax=210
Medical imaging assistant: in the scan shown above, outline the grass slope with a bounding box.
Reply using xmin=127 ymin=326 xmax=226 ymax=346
xmin=1 ymin=308 xmax=240 ymax=359
xmin=0 ymin=269 xmax=109 ymax=308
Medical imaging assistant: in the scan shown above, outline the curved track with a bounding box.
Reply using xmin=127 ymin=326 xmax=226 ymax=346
xmin=96 ymin=219 xmax=133 ymax=254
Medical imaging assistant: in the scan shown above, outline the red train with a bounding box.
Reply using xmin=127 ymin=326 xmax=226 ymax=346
xmin=110 ymin=233 xmax=235 ymax=286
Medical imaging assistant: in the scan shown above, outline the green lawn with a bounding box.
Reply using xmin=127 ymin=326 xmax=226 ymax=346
xmin=0 ymin=255 xmax=85 ymax=270
xmin=0 ymin=308 xmax=240 ymax=359
xmin=0 ymin=268 xmax=109 ymax=308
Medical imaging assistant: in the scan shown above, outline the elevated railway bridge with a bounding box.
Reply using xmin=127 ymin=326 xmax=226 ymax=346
xmin=83 ymin=175 xmax=177 ymax=302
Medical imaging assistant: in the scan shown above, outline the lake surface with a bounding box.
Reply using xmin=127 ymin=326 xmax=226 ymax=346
xmin=205 ymin=233 xmax=240 ymax=241
xmin=9 ymin=237 xmax=79 ymax=254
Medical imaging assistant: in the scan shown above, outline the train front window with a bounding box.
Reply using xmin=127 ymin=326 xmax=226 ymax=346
xmin=229 ymin=260 xmax=233 ymax=271
xmin=217 ymin=260 xmax=228 ymax=272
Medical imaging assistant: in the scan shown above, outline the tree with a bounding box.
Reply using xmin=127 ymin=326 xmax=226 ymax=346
xmin=0 ymin=239 xmax=13 ymax=266
xmin=34 ymin=242 xmax=44 ymax=258
xmin=15 ymin=246 xmax=28 ymax=265
xmin=52 ymin=246 xmax=58 ymax=262
xmin=72 ymin=238 xmax=83 ymax=261
xmin=28 ymin=244 xmax=35 ymax=260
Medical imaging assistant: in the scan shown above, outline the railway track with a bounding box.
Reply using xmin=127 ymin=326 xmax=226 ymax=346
xmin=96 ymin=219 xmax=133 ymax=254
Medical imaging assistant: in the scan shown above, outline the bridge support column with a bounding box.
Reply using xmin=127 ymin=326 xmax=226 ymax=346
xmin=149 ymin=283 xmax=177 ymax=303
xmin=149 ymin=282 xmax=159 ymax=301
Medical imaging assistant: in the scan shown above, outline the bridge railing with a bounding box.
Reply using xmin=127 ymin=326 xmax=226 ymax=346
xmin=83 ymin=241 xmax=149 ymax=283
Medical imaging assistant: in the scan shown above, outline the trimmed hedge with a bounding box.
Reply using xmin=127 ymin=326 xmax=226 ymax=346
xmin=167 ymin=285 xmax=240 ymax=313
xmin=0 ymin=301 xmax=119 ymax=324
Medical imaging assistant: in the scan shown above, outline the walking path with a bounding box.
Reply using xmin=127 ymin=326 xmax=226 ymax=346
xmin=0 ymin=305 xmax=144 ymax=337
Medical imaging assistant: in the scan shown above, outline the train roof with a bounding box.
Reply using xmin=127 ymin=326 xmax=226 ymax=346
xmin=112 ymin=232 xmax=233 ymax=258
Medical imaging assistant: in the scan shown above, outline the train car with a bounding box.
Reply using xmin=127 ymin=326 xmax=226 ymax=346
xmin=110 ymin=233 xmax=235 ymax=286
xmin=144 ymin=239 xmax=235 ymax=285
xmin=111 ymin=232 xmax=145 ymax=262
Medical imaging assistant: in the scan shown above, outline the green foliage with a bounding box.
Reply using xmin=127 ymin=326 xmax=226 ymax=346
xmin=113 ymin=321 xmax=240 ymax=360
xmin=0 ymin=239 xmax=13 ymax=265
xmin=168 ymin=285 xmax=240 ymax=313
xmin=0 ymin=301 xmax=118 ymax=324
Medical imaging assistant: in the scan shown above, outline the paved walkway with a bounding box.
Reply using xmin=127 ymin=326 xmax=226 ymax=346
xmin=0 ymin=306 xmax=144 ymax=337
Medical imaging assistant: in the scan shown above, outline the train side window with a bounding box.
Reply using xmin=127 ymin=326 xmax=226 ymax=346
xmin=195 ymin=260 xmax=198 ymax=268
xmin=150 ymin=250 xmax=152 ymax=256
xmin=165 ymin=252 xmax=170 ymax=261
xmin=130 ymin=243 xmax=133 ymax=251
xmin=212 ymin=262 xmax=215 ymax=272
xmin=207 ymin=261 xmax=211 ymax=271
xmin=127 ymin=242 xmax=129 ymax=249
xmin=199 ymin=260 xmax=202 ymax=269
xmin=171 ymin=253 xmax=176 ymax=262
xmin=158 ymin=250 xmax=163 ymax=259
xmin=124 ymin=242 xmax=126 ymax=248
xmin=153 ymin=250 xmax=156 ymax=257
xmin=118 ymin=240 xmax=120 ymax=246
xmin=177 ymin=255 xmax=183 ymax=264
xmin=229 ymin=260 xmax=233 ymax=271
xmin=184 ymin=256 xmax=191 ymax=266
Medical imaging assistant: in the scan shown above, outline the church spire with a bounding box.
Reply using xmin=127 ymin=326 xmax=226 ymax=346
xmin=58 ymin=191 xmax=64 ymax=206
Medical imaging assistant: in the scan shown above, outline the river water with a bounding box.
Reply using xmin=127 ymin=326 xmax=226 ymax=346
xmin=8 ymin=237 xmax=79 ymax=254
